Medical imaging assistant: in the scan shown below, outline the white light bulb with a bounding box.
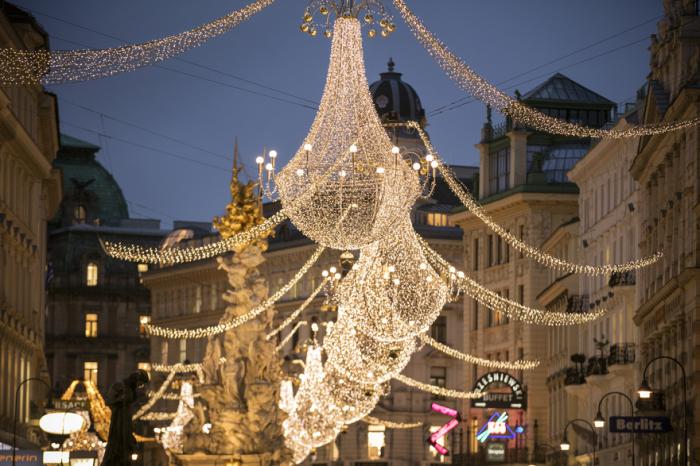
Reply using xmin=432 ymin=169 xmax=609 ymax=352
xmin=269 ymin=150 xmax=278 ymax=158
xmin=322 ymin=270 xmax=329 ymax=277
xmin=311 ymin=322 xmax=319 ymax=332
xmin=334 ymin=272 xmax=342 ymax=280
xmin=431 ymin=160 xmax=439 ymax=168
xmin=339 ymin=169 xmax=347 ymax=177
xmin=255 ymin=156 xmax=264 ymax=164
xmin=296 ymin=168 xmax=305 ymax=177
xmin=349 ymin=144 xmax=358 ymax=153
xmin=425 ymin=153 xmax=434 ymax=162
xmin=330 ymin=266 xmax=337 ymax=274
xmin=304 ymin=143 xmax=313 ymax=151
xmin=391 ymin=146 xmax=400 ymax=154
xmin=412 ymin=162 xmax=421 ymax=171
xmin=376 ymin=166 xmax=385 ymax=174
xmin=265 ymin=162 xmax=273 ymax=171
xmin=419 ymin=263 xmax=427 ymax=270
xmin=388 ymin=265 xmax=396 ymax=273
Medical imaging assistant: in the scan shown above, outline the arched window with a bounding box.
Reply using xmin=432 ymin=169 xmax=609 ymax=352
xmin=74 ymin=205 xmax=87 ymax=224
xmin=86 ymin=262 xmax=99 ymax=287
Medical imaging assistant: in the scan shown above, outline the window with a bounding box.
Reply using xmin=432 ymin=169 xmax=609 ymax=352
xmin=430 ymin=367 xmax=447 ymax=400
xmin=489 ymin=147 xmax=510 ymax=194
xmin=84 ymin=313 xmax=98 ymax=337
xmin=83 ymin=361 xmax=98 ymax=384
xmin=137 ymin=263 xmax=148 ymax=273
xmin=74 ymin=205 xmax=86 ymax=224
xmin=139 ymin=316 xmax=151 ymax=336
xmin=86 ymin=262 xmax=99 ymax=287
xmin=518 ymin=285 xmax=525 ymax=305
xmin=518 ymin=226 xmax=525 ymax=258
xmin=367 ymin=425 xmax=386 ymax=459
xmin=161 ymin=341 xmax=169 ymax=364
xmin=472 ymin=300 xmax=479 ymax=330
xmin=473 ymin=238 xmax=479 ymax=271
xmin=487 ymin=235 xmax=494 ymax=267
xmin=427 ymin=212 xmax=448 ymax=227
xmin=179 ymin=339 xmax=187 ymax=362
xmin=431 ymin=316 xmax=447 ymax=343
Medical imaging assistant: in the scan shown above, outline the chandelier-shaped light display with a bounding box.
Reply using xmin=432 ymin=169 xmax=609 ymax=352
xmin=393 ymin=0 xmax=700 ymax=138
xmin=274 ymin=17 xmax=420 ymax=250
xmin=322 ymin=366 xmax=385 ymax=424
xmin=0 ymin=0 xmax=275 ymax=85
xmin=300 ymin=0 xmax=396 ymax=39
xmin=338 ymin=215 xmax=449 ymax=342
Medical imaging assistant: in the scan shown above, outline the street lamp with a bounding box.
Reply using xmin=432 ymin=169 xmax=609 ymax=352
xmin=12 ymin=377 xmax=85 ymax=466
xmin=560 ymin=419 xmax=596 ymax=464
xmin=594 ymin=391 xmax=635 ymax=466
xmin=637 ymin=356 xmax=688 ymax=466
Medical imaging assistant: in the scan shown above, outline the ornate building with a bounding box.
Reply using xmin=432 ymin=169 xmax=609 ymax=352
xmin=143 ymin=61 xmax=478 ymax=465
xmin=630 ymin=0 xmax=700 ymax=463
xmin=538 ymin=103 xmax=642 ymax=465
xmin=0 ymin=3 xmax=62 ymax=450
xmin=451 ymin=73 xmax=615 ymax=463
xmin=46 ymin=135 xmax=165 ymax=395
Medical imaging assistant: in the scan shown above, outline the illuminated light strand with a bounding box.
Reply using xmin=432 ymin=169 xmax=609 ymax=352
xmin=362 ymin=416 xmax=422 ymax=429
xmin=395 ymin=121 xmax=662 ymax=275
xmin=0 ymin=0 xmax=275 ymax=85
xmin=267 ymin=278 xmax=330 ymax=340
xmin=394 ymin=374 xmax=483 ymax=400
xmin=103 ymin=210 xmax=287 ymax=264
xmin=419 ymin=334 xmax=540 ymax=370
xmin=133 ymin=370 xmax=177 ymax=420
xmin=276 ymin=321 xmax=308 ymax=352
xmin=418 ymin=236 xmax=606 ymax=326
xmin=140 ymin=412 xmax=178 ymax=421
xmin=392 ymin=0 xmax=700 ymax=138
xmin=145 ymin=245 xmax=326 ymax=338
xmin=274 ymin=17 xmax=420 ymax=250
xmin=151 ymin=362 xmax=204 ymax=373
xmin=151 ymin=391 xmax=201 ymax=401
xmin=160 ymin=382 xmax=195 ymax=453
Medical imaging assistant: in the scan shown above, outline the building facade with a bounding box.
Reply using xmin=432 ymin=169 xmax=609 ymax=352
xmin=451 ymin=74 xmax=615 ymax=463
xmin=0 ymin=4 xmax=62 ymax=450
xmin=46 ymin=135 xmax=165 ymax=395
xmin=630 ymin=0 xmax=700 ymax=463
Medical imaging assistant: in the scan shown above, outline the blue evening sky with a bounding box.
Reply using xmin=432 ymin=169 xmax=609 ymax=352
xmin=14 ymin=0 xmax=661 ymax=227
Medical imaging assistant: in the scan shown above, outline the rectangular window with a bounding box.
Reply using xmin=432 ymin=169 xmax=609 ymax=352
xmin=83 ymin=361 xmax=98 ymax=384
xmin=84 ymin=313 xmax=98 ymax=338
xmin=487 ymin=309 xmax=493 ymax=327
xmin=518 ymin=285 xmax=525 ymax=305
xmin=367 ymin=425 xmax=386 ymax=459
xmin=518 ymin=226 xmax=525 ymax=258
xmin=472 ymin=300 xmax=479 ymax=330
xmin=496 ymin=236 xmax=502 ymax=264
xmin=430 ymin=367 xmax=447 ymax=400
xmin=488 ymin=235 xmax=494 ymax=267
xmin=431 ymin=316 xmax=447 ymax=343
xmin=86 ymin=262 xmax=98 ymax=287
xmin=179 ymin=339 xmax=187 ymax=362
xmin=161 ymin=340 xmax=169 ymax=364
xmin=473 ymin=238 xmax=479 ymax=271
xmin=489 ymin=148 xmax=510 ymax=194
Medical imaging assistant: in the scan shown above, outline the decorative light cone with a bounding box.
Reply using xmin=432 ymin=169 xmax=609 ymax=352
xmin=322 ymin=367 xmax=384 ymax=425
xmin=338 ymin=215 xmax=449 ymax=341
xmin=276 ymin=17 xmax=420 ymax=250
xmin=324 ymin=316 xmax=415 ymax=385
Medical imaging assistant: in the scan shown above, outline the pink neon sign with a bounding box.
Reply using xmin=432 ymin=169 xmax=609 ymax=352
xmin=427 ymin=403 xmax=461 ymax=456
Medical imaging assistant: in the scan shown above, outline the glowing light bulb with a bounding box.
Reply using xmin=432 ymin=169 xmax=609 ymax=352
xmin=269 ymin=150 xmax=278 ymax=158
xmin=255 ymin=156 xmax=264 ymax=164
xmin=304 ymin=143 xmax=313 ymax=151
xmin=391 ymin=146 xmax=400 ymax=154
xmin=296 ymin=168 xmax=305 ymax=177
xmin=322 ymin=270 xmax=329 ymax=277
xmin=311 ymin=322 xmax=319 ymax=332
xmin=330 ymin=266 xmax=337 ymax=274
xmin=349 ymin=144 xmax=358 ymax=153
xmin=334 ymin=272 xmax=342 ymax=280
xmin=265 ymin=162 xmax=274 ymax=171
xmin=412 ymin=162 xmax=421 ymax=171
xmin=426 ymin=153 xmax=434 ymax=162
xmin=376 ymin=167 xmax=385 ymax=174
xmin=431 ymin=160 xmax=439 ymax=168
xmin=339 ymin=170 xmax=347 ymax=177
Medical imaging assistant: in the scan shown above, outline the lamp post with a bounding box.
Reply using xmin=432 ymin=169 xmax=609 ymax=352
xmin=637 ymin=356 xmax=688 ymax=466
xmin=594 ymin=391 xmax=635 ymax=466
xmin=560 ymin=419 xmax=596 ymax=465
xmin=12 ymin=377 xmax=51 ymax=466
xmin=528 ymin=443 xmax=558 ymax=466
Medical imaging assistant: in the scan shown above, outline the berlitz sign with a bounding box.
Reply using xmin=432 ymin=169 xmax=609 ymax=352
xmin=471 ymin=372 xmax=527 ymax=409
xmin=609 ymin=416 xmax=673 ymax=433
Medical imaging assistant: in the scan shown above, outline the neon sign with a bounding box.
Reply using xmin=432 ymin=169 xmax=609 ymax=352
xmin=427 ymin=402 xmax=461 ymax=455
xmin=475 ymin=412 xmax=524 ymax=443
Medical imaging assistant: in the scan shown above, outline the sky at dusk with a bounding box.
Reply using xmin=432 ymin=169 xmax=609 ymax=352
xmin=14 ymin=0 xmax=661 ymax=228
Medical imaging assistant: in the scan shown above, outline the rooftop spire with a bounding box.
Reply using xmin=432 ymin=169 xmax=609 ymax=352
xmin=387 ymin=57 xmax=395 ymax=72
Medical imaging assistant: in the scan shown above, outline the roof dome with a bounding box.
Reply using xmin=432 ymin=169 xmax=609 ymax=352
xmin=370 ymin=58 xmax=426 ymax=125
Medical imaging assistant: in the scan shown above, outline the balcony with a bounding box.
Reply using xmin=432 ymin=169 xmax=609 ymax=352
xmin=585 ymin=356 xmax=608 ymax=377
xmin=564 ymin=366 xmax=585 ymax=386
xmin=566 ymin=294 xmax=590 ymax=313
xmin=608 ymin=270 xmax=636 ymax=288
xmin=608 ymin=343 xmax=635 ymax=366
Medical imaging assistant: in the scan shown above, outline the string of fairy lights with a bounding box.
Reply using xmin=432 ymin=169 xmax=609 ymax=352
xmin=392 ymin=0 xmax=700 ymax=138
xmin=133 ymin=370 xmax=177 ymax=420
xmin=419 ymin=334 xmax=540 ymax=370
xmin=266 ymin=278 xmax=331 ymax=341
xmin=0 ymin=0 xmax=275 ymax=84
xmin=394 ymin=374 xmax=483 ymax=399
xmin=362 ymin=416 xmax=422 ymax=429
xmin=144 ymin=245 xmax=325 ymax=338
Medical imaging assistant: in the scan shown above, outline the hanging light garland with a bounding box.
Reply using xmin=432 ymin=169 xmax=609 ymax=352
xmin=160 ymin=382 xmax=195 ymax=453
xmin=276 ymin=320 xmax=308 ymax=351
xmin=273 ymin=17 xmax=420 ymax=251
xmin=362 ymin=416 xmax=422 ymax=429
xmin=419 ymin=334 xmax=540 ymax=370
xmin=140 ymin=412 xmax=178 ymax=421
xmin=0 ymin=0 xmax=275 ymax=85
xmin=392 ymin=0 xmax=700 ymax=138
xmin=392 ymin=121 xmax=663 ymax=276
xmin=394 ymin=374 xmax=483 ymax=400
xmin=133 ymin=370 xmax=177 ymax=420
xmin=419 ymin=235 xmax=607 ymax=326
xmin=144 ymin=245 xmax=325 ymax=339
xmin=103 ymin=210 xmax=287 ymax=264
xmin=267 ymin=277 xmax=331 ymax=341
